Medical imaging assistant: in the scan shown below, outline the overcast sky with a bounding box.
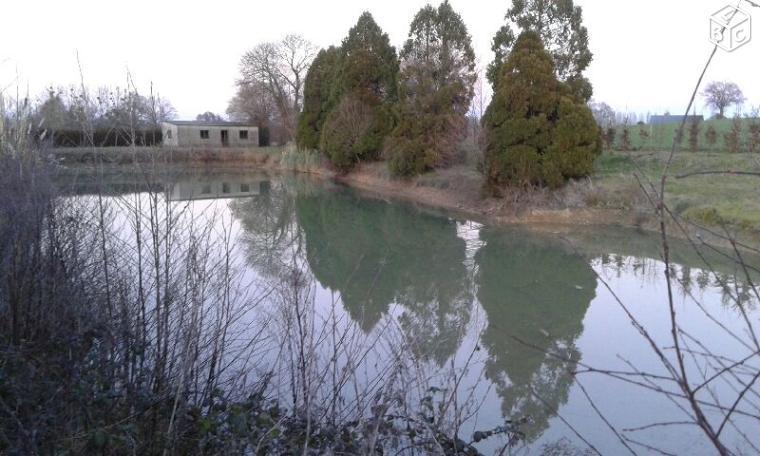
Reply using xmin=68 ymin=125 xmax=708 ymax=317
xmin=1 ymin=0 xmax=757 ymax=119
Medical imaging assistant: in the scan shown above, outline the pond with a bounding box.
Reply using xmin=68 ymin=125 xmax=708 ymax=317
xmin=63 ymin=166 xmax=760 ymax=455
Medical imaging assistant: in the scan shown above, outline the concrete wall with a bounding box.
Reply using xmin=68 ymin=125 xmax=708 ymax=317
xmin=160 ymin=123 xmax=259 ymax=147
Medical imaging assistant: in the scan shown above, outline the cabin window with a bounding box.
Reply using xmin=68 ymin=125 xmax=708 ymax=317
xmin=200 ymin=130 xmax=210 ymax=139
xmin=240 ymin=183 xmax=250 ymax=193
xmin=239 ymin=130 xmax=248 ymax=140
xmin=222 ymin=183 xmax=230 ymax=194
xmin=167 ymin=130 xmax=173 ymax=139
xmin=201 ymin=185 xmax=211 ymax=194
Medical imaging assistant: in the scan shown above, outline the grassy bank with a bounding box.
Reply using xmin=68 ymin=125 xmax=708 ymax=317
xmin=594 ymin=151 xmax=760 ymax=231
xmin=318 ymin=148 xmax=760 ymax=245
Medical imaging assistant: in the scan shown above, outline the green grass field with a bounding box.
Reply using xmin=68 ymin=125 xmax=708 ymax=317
xmin=612 ymin=118 xmax=759 ymax=152
xmin=593 ymin=150 xmax=760 ymax=232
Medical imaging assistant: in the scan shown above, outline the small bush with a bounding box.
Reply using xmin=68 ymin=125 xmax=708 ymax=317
xmin=620 ymin=125 xmax=632 ymax=151
xmin=724 ymin=116 xmax=743 ymax=153
xmin=319 ymin=95 xmax=390 ymax=172
xmin=705 ymin=125 xmax=718 ymax=147
xmin=604 ymin=127 xmax=617 ymax=150
xmin=638 ymin=127 xmax=650 ymax=146
xmin=684 ymin=206 xmax=725 ymax=226
xmin=688 ymin=119 xmax=701 ymax=152
xmin=748 ymin=119 xmax=760 ymax=153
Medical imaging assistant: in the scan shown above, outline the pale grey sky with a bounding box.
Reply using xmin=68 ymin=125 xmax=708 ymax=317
xmin=1 ymin=0 xmax=758 ymax=118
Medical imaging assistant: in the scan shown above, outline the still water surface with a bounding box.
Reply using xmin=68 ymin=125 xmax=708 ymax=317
xmin=68 ymin=168 xmax=760 ymax=455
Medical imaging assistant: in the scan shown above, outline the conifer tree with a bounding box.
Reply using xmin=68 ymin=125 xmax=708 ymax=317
xmin=638 ymin=126 xmax=650 ymax=148
xmin=705 ymin=125 xmax=718 ymax=148
xmin=386 ymin=1 xmax=477 ymax=176
xmin=488 ymin=0 xmax=593 ymax=101
xmin=620 ymin=124 xmax=632 ymax=151
xmin=724 ymin=116 xmax=743 ymax=153
xmin=319 ymin=12 xmax=399 ymax=171
xmin=296 ymin=47 xmax=341 ymax=150
xmin=748 ymin=114 xmax=760 ymax=153
xmin=688 ymin=119 xmax=701 ymax=152
xmin=483 ymin=31 xmax=600 ymax=189
xmin=604 ymin=127 xmax=617 ymax=151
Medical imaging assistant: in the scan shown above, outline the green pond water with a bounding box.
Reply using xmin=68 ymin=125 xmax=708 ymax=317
xmin=66 ymin=167 xmax=760 ymax=455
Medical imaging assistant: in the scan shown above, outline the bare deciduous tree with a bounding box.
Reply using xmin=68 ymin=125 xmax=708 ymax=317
xmin=238 ymin=34 xmax=317 ymax=140
xmin=467 ymin=66 xmax=490 ymax=139
xmin=227 ymin=81 xmax=275 ymax=124
xmin=589 ymin=100 xmax=616 ymax=129
xmin=702 ymin=81 xmax=745 ymax=119
xmin=227 ymin=80 xmax=282 ymax=145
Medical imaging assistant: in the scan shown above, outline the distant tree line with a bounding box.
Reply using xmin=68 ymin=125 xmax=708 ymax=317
xmin=590 ymin=80 xmax=758 ymax=153
xmin=32 ymin=86 xmax=176 ymax=147
xmin=591 ymin=109 xmax=760 ymax=154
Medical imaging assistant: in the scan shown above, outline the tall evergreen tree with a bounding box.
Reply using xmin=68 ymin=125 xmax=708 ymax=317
xmin=296 ymin=46 xmax=341 ymax=150
xmin=386 ymin=1 xmax=477 ymax=176
xmin=487 ymin=0 xmax=593 ymax=101
xmin=319 ymin=12 xmax=399 ymax=171
xmin=483 ymin=31 xmax=600 ymax=189
xmin=334 ymin=12 xmax=399 ymax=105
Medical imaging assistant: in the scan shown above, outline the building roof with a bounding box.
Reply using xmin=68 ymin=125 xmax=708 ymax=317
xmin=649 ymin=115 xmax=704 ymax=126
xmin=163 ymin=120 xmax=256 ymax=127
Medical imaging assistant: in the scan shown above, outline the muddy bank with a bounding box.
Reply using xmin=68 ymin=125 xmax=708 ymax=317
xmin=334 ymin=165 xmax=637 ymax=228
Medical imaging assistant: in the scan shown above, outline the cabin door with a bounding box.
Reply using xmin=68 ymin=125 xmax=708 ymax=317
xmin=221 ymin=130 xmax=229 ymax=147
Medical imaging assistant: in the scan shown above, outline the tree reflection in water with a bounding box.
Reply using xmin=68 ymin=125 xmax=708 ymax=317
xmin=475 ymin=228 xmax=597 ymax=443
xmin=226 ymin=174 xmax=759 ymax=451
xmin=295 ymin=189 xmax=473 ymax=365
xmin=229 ymin=177 xmax=304 ymax=279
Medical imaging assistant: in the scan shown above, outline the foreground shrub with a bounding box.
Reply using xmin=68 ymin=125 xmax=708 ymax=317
xmin=319 ymin=95 xmax=394 ymax=172
xmin=1 ymin=90 xmax=527 ymax=455
xmin=483 ymin=31 xmax=601 ymax=190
